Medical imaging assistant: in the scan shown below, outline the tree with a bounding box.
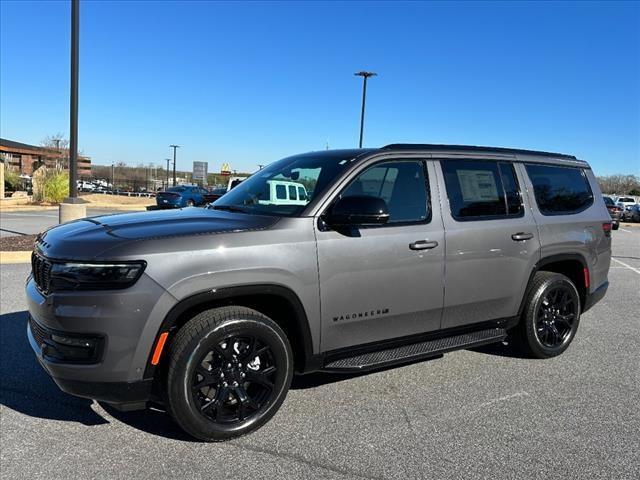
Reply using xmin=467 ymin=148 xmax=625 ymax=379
xmin=40 ymin=134 xmax=69 ymax=169
xmin=596 ymin=174 xmax=640 ymax=195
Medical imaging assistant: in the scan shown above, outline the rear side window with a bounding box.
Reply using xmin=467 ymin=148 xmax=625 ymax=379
xmin=441 ymin=160 xmax=523 ymax=220
xmin=525 ymin=164 xmax=593 ymax=215
xmin=288 ymin=185 xmax=297 ymax=200
xmin=275 ymin=184 xmax=286 ymax=200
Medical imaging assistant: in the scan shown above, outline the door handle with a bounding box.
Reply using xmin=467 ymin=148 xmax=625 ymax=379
xmin=511 ymin=232 xmax=534 ymax=241
xmin=409 ymin=240 xmax=439 ymax=250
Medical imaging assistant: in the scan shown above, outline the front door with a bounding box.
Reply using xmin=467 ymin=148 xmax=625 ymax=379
xmin=315 ymin=159 xmax=445 ymax=352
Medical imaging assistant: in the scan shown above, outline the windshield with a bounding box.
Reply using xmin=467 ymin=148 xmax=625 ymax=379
xmin=211 ymin=151 xmax=361 ymax=216
xmin=603 ymin=197 xmax=614 ymax=205
xmin=618 ymin=197 xmax=634 ymax=203
xmin=167 ymin=187 xmax=186 ymax=193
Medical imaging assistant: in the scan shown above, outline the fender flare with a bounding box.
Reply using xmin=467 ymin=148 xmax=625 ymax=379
xmin=143 ymin=284 xmax=319 ymax=379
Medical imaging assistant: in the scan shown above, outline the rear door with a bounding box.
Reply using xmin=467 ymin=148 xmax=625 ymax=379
xmin=315 ymin=159 xmax=445 ymax=352
xmin=435 ymin=158 xmax=541 ymax=329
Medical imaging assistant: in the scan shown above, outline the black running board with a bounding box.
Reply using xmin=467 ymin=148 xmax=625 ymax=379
xmin=322 ymin=327 xmax=507 ymax=372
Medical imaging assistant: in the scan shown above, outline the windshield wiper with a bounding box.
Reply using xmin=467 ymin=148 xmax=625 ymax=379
xmin=210 ymin=204 xmax=248 ymax=213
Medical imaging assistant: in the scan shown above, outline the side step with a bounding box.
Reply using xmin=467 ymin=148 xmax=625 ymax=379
xmin=323 ymin=327 xmax=507 ymax=372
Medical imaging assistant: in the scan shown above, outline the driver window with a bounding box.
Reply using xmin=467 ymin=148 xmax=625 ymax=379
xmin=342 ymin=161 xmax=429 ymax=224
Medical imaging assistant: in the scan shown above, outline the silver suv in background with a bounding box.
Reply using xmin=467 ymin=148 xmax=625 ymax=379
xmin=27 ymin=144 xmax=611 ymax=440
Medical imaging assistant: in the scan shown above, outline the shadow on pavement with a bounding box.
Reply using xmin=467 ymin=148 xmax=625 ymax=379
xmin=0 ymin=310 xmax=108 ymax=426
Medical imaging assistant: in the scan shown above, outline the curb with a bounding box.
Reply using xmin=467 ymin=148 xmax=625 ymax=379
xmin=0 ymin=251 xmax=32 ymax=264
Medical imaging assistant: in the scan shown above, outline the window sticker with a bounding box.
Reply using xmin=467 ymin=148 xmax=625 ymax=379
xmin=456 ymin=169 xmax=499 ymax=203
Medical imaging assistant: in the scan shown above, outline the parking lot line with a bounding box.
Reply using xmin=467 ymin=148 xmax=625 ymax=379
xmin=619 ymin=228 xmax=633 ymax=233
xmin=611 ymin=257 xmax=640 ymax=275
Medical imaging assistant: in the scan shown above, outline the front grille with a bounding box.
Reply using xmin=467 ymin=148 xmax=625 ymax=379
xmin=31 ymin=252 xmax=53 ymax=294
xmin=28 ymin=315 xmax=50 ymax=347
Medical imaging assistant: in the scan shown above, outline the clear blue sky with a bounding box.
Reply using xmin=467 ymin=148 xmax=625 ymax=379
xmin=1 ymin=1 xmax=639 ymax=175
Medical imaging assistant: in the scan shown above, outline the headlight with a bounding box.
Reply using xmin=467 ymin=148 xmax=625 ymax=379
xmin=50 ymin=261 xmax=146 ymax=291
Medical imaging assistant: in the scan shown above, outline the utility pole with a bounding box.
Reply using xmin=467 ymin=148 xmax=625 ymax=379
xmin=169 ymin=144 xmax=180 ymax=186
xmin=60 ymin=0 xmax=86 ymax=223
xmin=165 ymin=158 xmax=171 ymax=189
xmin=111 ymin=161 xmax=115 ymax=189
xmin=354 ymin=71 xmax=377 ymax=148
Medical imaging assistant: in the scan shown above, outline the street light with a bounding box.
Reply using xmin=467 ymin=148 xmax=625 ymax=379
xmin=169 ymin=144 xmax=180 ymax=186
xmin=165 ymin=158 xmax=171 ymax=189
xmin=354 ymin=71 xmax=377 ymax=148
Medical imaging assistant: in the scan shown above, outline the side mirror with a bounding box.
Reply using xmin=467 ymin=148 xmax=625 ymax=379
xmin=325 ymin=195 xmax=390 ymax=226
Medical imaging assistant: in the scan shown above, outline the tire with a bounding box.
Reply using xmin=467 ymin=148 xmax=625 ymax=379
xmin=166 ymin=306 xmax=293 ymax=441
xmin=511 ymin=272 xmax=581 ymax=359
xmin=612 ymin=223 xmax=619 ymax=230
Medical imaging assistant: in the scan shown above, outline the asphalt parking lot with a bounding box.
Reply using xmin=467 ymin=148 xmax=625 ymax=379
xmin=1 ymin=225 xmax=638 ymax=480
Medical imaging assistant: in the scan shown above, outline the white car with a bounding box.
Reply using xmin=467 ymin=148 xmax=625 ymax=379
xmin=615 ymin=196 xmax=637 ymax=219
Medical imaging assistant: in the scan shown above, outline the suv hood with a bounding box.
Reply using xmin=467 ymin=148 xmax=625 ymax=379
xmin=36 ymin=208 xmax=278 ymax=260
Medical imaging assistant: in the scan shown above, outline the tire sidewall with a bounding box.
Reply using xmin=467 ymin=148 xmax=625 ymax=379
xmin=169 ymin=317 xmax=293 ymax=440
xmin=525 ymin=275 xmax=581 ymax=358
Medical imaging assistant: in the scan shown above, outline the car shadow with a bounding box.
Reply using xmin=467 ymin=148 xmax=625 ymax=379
xmin=0 ymin=310 xmax=108 ymax=426
xmin=469 ymin=340 xmax=531 ymax=359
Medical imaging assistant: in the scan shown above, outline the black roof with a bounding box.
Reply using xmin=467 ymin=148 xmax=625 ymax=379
xmin=381 ymin=143 xmax=577 ymax=160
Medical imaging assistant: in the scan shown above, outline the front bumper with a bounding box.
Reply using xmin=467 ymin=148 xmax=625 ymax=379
xmin=25 ymin=273 xmax=173 ymax=408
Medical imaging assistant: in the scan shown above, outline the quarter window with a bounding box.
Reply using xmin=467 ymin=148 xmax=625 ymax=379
xmin=525 ymin=164 xmax=593 ymax=215
xmin=341 ymin=161 xmax=429 ymax=224
xmin=441 ymin=160 xmax=523 ymax=220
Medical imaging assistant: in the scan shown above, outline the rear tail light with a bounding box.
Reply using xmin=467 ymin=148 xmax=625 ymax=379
xmin=602 ymin=222 xmax=612 ymax=237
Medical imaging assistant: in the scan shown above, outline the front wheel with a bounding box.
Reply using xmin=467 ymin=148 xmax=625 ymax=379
xmin=511 ymin=272 xmax=581 ymax=359
xmin=166 ymin=306 xmax=293 ymax=441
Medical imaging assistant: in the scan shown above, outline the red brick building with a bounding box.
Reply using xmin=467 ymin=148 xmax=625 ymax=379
xmin=0 ymin=138 xmax=91 ymax=176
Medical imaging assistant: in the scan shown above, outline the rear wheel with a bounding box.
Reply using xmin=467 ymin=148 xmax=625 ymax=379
xmin=166 ymin=306 xmax=293 ymax=441
xmin=511 ymin=272 xmax=581 ymax=358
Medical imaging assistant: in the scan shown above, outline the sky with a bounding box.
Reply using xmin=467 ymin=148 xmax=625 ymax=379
xmin=1 ymin=0 xmax=639 ymax=175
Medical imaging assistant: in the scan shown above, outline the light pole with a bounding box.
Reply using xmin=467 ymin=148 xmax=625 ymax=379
xmin=165 ymin=158 xmax=171 ymax=189
xmin=111 ymin=161 xmax=114 ymax=189
xmin=169 ymin=144 xmax=180 ymax=186
xmin=60 ymin=0 xmax=86 ymax=223
xmin=354 ymin=71 xmax=377 ymax=148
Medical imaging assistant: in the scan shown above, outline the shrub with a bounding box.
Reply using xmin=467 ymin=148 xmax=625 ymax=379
xmin=4 ymin=165 xmax=21 ymax=191
xmin=42 ymin=171 xmax=69 ymax=203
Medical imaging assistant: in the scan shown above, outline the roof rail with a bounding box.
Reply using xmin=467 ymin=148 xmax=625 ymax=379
xmin=381 ymin=143 xmax=577 ymax=160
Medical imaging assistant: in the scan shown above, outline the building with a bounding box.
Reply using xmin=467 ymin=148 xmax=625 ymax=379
xmin=0 ymin=138 xmax=91 ymax=177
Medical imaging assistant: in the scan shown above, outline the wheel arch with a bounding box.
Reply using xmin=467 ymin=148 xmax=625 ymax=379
xmin=144 ymin=284 xmax=320 ymax=385
xmin=517 ymin=253 xmax=589 ymax=317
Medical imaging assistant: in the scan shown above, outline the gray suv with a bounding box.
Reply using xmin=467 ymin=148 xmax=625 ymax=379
xmin=27 ymin=144 xmax=612 ymax=440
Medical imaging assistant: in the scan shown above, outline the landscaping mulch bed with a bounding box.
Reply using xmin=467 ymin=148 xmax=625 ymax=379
xmin=0 ymin=234 xmax=37 ymax=252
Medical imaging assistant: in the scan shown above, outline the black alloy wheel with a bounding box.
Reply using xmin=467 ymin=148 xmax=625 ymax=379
xmin=166 ymin=306 xmax=293 ymax=441
xmin=191 ymin=334 xmax=277 ymax=424
xmin=511 ymin=271 xmax=581 ymax=358
xmin=534 ymin=284 xmax=578 ymax=349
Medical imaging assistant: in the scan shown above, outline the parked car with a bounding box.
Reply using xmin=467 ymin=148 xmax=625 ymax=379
xmin=155 ymin=185 xmax=209 ymax=208
xmin=27 ymin=144 xmax=611 ymax=441
xmin=603 ymin=196 xmax=621 ymax=229
xmin=202 ymin=177 xmax=250 ymax=204
xmin=615 ymin=196 xmax=637 ymax=219
xmin=627 ymin=204 xmax=640 ymax=222
xmin=202 ymin=187 xmax=228 ymax=204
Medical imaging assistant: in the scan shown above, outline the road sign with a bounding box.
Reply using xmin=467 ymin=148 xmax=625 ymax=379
xmin=193 ymin=161 xmax=208 ymax=185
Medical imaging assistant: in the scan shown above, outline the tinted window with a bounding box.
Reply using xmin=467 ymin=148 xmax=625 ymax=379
xmin=525 ymin=164 xmax=593 ymax=215
xmin=298 ymin=186 xmax=306 ymax=200
xmin=618 ymin=197 xmax=634 ymax=203
xmin=275 ymin=184 xmax=286 ymax=200
xmin=441 ymin=160 xmax=523 ymax=219
xmin=603 ymin=197 xmax=614 ymax=206
xmin=342 ymin=161 xmax=428 ymax=223
xmin=288 ymin=185 xmax=297 ymax=200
